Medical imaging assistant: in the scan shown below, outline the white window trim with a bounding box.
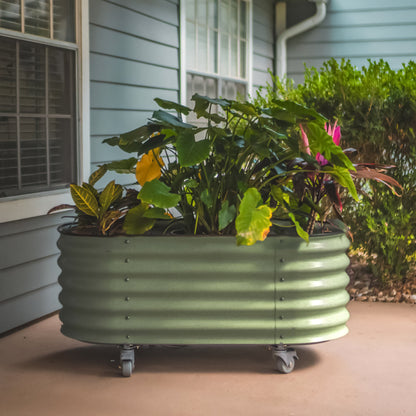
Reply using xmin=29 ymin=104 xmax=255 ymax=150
xmin=179 ymin=0 xmax=253 ymax=105
xmin=0 ymin=0 xmax=90 ymax=224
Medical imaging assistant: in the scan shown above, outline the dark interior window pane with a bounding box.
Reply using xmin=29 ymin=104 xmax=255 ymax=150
xmin=49 ymin=47 xmax=74 ymax=114
xmin=19 ymin=41 xmax=45 ymax=113
xmin=24 ymin=0 xmax=50 ymax=37
xmin=49 ymin=118 xmax=74 ymax=185
xmin=53 ymin=0 xmax=75 ymax=42
xmin=0 ymin=0 xmax=21 ymax=31
xmin=0 ymin=37 xmax=17 ymax=113
xmin=20 ymin=116 xmax=47 ymax=188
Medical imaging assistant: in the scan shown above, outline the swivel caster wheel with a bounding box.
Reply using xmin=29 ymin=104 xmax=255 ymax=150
xmin=119 ymin=344 xmax=136 ymax=377
xmin=274 ymin=355 xmax=296 ymax=374
xmin=272 ymin=346 xmax=298 ymax=374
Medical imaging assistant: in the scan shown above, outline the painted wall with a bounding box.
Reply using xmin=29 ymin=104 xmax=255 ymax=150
xmin=89 ymin=0 xmax=181 ymax=186
xmin=286 ymin=0 xmax=416 ymax=83
xmin=252 ymin=0 xmax=275 ymax=92
xmin=0 ymin=214 xmax=64 ymax=333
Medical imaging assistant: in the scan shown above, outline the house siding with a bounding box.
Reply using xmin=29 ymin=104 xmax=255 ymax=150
xmin=286 ymin=0 xmax=416 ymax=83
xmin=252 ymin=0 xmax=275 ymax=91
xmin=0 ymin=214 xmax=65 ymax=333
xmin=89 ymin=0 xmax=181 ymax=186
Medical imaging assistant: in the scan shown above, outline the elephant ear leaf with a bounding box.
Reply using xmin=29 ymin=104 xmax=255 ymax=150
xmin=218 ymin=200 xmax=237 ymax=231
xmin=70 ymin=184 xmax=99 ymax=217
xmin=123 ymin=204 xmax=155 ymax=235
xmin=236 ymin=188 xmax=274 ymax=246
xmin=176 ymin=130 xmax=211 ymax=167
xmin=139 ymin=179 xmax=181 ymax=209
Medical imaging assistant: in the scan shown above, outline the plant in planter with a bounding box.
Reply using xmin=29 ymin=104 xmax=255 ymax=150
xmin=51 ymin=95 xmax=400 ymax=376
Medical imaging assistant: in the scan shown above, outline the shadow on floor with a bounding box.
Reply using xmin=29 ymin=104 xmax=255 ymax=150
xmin=15 ymin=344 xmax=321 ymax=377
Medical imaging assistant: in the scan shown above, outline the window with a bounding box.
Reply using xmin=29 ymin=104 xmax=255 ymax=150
xmin=0 ymin=0 xmax=78 ymax=198
xmin=185 ymin=0 xmax=250 ymax=107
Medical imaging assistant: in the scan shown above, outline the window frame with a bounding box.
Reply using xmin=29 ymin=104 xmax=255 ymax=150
xmin=180 ymin=0 xmax=253 ymax=106
xmin=0 ymin=0 xmax=90 ymax=223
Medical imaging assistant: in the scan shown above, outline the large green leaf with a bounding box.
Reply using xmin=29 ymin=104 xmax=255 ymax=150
xmin=105 ymin=157 xmax=137 ymax=173
xmin=231 ymin=101 xmax=258 ymax=117
xmin=70 ymin=184 xmax=99 ymax=217
xmin=154 ymin=98 xmax=191 ymax=115
xmin=325 ymin=166 xmax=359 ymax=201
xmin=99 ymin=180 xmax=122 ymax=213
xmin=139 ymin=179 xmax=181 ymax=208
xmin=103 ymin=125 xmax=160 ymax=153
xmin=236 ymin=188 xmax=274 ymax=246
xmin=123 ymin=204 xmax=155 ymax=235
xmin=192 ymin=94 xmax=230 ymax=118
xmin=307 ymin=122 xmax=355 ymax=171
xmin=200 ymin=189 xmax=213 ymax=209
xmin=288 ymin=212 xmax=309 ymax=242
xmin=218 ymin=200 xmax=237 ymax=231
xmin=176 ymin=130 xmax=211 ymax=167
xmin=152 ymin=110 xmax=194 ymax=129
xmin=142 ymin=207 xmax=171 ymax=219
xmin=272 ymin=100 xmax=327 ymax=123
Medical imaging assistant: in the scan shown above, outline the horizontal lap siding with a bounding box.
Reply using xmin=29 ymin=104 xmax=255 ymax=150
xmin=89 ymin=0 xmax=180 ymax=187
xmin=1 ymin=0 xmax=181 ymax=334
xmin=252 ymin=0 xmax=275 ymax=92
xmin=286 ymin=0 xmax=416 ymax=84
xmin=0 ymin=214 xmax=66 ymax=333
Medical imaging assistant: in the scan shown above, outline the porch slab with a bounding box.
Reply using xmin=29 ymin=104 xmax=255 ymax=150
xmin=0 ymin=302 xmax=415 ymax=416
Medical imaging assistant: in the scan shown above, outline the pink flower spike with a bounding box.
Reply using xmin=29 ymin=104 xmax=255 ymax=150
xmin=332 ymin=126 xmax=341 ymax=146
xmin=300 ymin=124 xmax=311 ymax=155
xmin=316 ymin=152 xmax=328 ymax=166
xmin=325 ymin=121 xmax=341 ymax=146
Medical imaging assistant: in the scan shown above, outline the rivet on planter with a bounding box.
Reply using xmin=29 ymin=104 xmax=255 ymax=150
xmin=280 ymin=296 xmax=285 ymax=301
xmin=125 ymin=316 xmax=130 ymax=320
xmin=125 ymin=239 xmax=130 ymax=244
xmin=125 ymin=258 xmax=130 ymax=263
xmin=126 ymin=335 xmax=130 ymax=339
xmin=279 ymin=315 xmax=284 ymax=320
xmin=280 ymin=335 xmax=284 ymax=339
xmin=125 ymin=297 xmax=130 ymax=301
xmin=124 ymin=277 xmax=130 ymax=282
xmin=280 ymin=258 xmax=285 ymax=263
xmin=280 ymin=277 xmax=285 ymax=282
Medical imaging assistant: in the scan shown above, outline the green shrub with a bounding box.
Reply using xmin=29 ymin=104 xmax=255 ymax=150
xmin=255 ymin=58 xmax=416 ymax=283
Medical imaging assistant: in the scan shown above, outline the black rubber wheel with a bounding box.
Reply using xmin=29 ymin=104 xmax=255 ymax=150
xmin=121 ymin=360 xmax=133 ymax=377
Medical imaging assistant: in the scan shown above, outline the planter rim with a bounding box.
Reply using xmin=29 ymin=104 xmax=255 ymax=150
xmin=58 ymin=223 xmax=347 ymax=240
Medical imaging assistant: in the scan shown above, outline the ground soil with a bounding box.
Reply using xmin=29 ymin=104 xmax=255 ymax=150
xmin=347 ymin=255 xmax=416 ymax=304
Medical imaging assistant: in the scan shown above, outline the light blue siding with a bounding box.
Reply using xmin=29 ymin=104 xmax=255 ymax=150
xmin=252 ymin=0 xmax=275 ymax=90
xmin=0 ymin=214 xmax=65 ymax=333
xmin=287 ymin=0 xmax=416 ymax=83
xmin=89 ymin=0 xmax=181 ymax=188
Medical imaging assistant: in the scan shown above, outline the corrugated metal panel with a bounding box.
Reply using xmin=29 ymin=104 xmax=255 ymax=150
xmin=58 ymin=233 xmax=350 ymax=346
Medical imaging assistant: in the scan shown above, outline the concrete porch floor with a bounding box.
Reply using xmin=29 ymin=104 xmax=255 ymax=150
xmin=0 ymin=302 xmax=415 ymax=416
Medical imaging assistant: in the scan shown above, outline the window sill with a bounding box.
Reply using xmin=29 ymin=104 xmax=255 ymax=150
xmin=0 ymin=190 xmax=73 ymax=223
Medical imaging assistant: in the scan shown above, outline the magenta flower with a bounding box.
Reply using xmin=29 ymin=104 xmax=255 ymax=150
xmin=316 ymin=121 xmax=341 ymax=166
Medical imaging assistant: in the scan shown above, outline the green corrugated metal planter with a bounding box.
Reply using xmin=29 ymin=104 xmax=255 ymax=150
xmin=57 ymin=230 xmax=350 ymax=375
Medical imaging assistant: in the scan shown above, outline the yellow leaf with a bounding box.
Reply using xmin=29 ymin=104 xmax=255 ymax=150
xmin=135 ymin=149 xmax=164 ymax=186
